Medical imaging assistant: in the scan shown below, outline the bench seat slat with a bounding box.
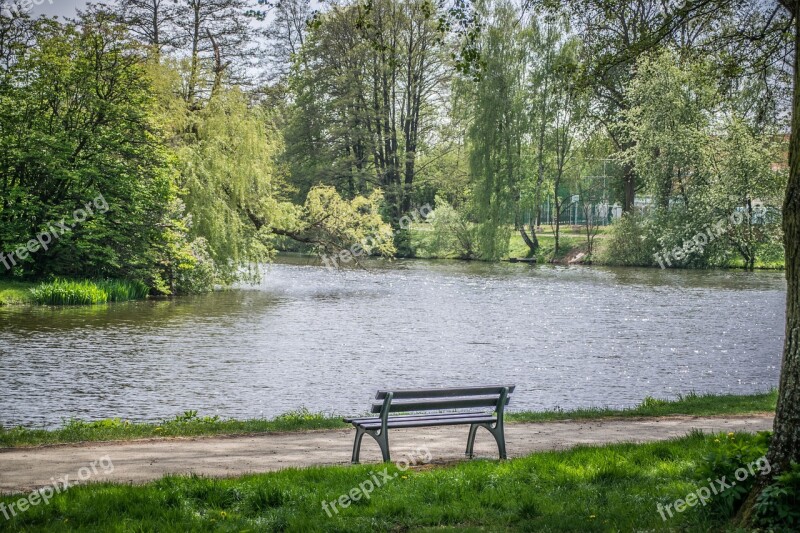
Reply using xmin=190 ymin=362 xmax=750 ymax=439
xmin=344 ymin=411 xmax=492 ymax=424
xmin=375 ymin=385 xmax=515 ymax=400
xmin=370 ymin=395 xmax=510 ymax=414
xmin=358 ymin=415 xmax=497 ymax=430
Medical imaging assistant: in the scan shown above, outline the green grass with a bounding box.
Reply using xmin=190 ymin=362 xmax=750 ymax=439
xmin=507 ymin=390 xmax=777 ymax=423
xmin=0 ymin=430 xmax=748 ymax=531
xmin=0 ymin=391 xmax=776 ymax=449
xmin=0 ymin=409 xmax=347 ymax=448
xmin=0 ymin=280 xmax=35 ymax=305
xmin=28 ymin=278 xmax=148 ymax=305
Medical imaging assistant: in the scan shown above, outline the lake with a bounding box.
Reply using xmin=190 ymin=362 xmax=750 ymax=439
xmin=0 ymin=256 xmax=786 ymax=428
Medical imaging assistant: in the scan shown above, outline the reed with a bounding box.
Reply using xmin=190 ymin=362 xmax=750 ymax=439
xmin=30 ymin=279 xmax=149 ymax=305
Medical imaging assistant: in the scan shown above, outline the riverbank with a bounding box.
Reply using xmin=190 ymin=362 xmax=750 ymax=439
xmin=0 ymin=424 xmax=772 ymax=530
xmin=0 ymin=391 xmax=776 ymax=448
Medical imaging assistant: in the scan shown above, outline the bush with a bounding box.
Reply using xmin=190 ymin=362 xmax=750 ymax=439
xmin=755 ymin=461 xmax=800 ymax=529
xmin=420 ymin=197 xmax=477 ymax=259
xmin=600 ymin=213 xmax=659 ymax=266
xmin=695 ymin=430 xmax=771 ymax=518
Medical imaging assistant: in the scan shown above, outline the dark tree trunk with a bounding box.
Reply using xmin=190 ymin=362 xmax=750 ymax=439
xmin=768 ymin=0 xmax=800 ymax=480
xmin=622 ymin=162 xmax=636 ymax=213
xmin=739 ymin=1 xmax=800 ymax=523
xmin=518 ymin=226 xmax=538 ymax=253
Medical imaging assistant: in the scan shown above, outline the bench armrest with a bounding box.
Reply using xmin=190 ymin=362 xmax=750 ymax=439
xmin=379 ymin=392 xmax=393 ymax=433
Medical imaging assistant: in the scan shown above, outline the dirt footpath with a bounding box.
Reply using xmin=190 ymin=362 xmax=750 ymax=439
xmin=0 ymin=414 xmax=773 ymax=494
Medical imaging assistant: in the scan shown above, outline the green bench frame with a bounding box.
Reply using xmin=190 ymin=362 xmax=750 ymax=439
xmin=344 ymin=385 xmax=515 ymax=463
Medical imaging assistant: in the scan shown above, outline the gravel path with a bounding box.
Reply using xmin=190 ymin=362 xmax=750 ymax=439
xmin=0 ymin=414 xmax=773 ymax=494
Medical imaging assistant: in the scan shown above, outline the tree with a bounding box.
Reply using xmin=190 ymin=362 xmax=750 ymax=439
xmin=708 ymin=116 xmax=786 ymax=270
xmin=174 ymin=0 xmax=257 ymax=104
xmin=544 ymin=35 xmax=586 ymax=258
xmin=0 ymin=11 xmax=194 ymax=289
xmin=556 ymin=0 xmax=722 ymax=213
xmin=623 ymin=50 xmax=716 ymax=210
xmin=115 ymin=0 xmax=180 ymax=58
xmin=285 ymin=0 xmax=448 ymax=221
xmin=468 ymin=0 xmax=528 ymax=260
xmin=764 ymin=0 xmax=800 ymax=495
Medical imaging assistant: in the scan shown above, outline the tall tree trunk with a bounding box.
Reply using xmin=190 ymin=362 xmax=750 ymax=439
xmin=622 ymin=161 xmax=636 ymax=213
xmin=768 ymin=0 xmax=800 ymax=480
xmin=740 ymin=1 xmax=800 ymax=523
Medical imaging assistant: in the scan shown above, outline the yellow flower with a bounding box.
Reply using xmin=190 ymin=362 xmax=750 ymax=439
xmin=155 ymin=427 xmax=163 ymax=432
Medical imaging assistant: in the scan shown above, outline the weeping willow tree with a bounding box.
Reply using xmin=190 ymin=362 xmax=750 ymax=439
xmin=175 ymin=84 xmax=395 ymax=284
xmin=468 ymin=0 xmax=530 ymax=260
xmin=177 ymin=88 xmax=286 ymax=283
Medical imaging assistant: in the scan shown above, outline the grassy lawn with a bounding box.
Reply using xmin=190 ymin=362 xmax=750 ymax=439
xmin=1 ymin=391 xmax=776 ymax=448
xmin=0 ymin=431 xmax=745 ymax=531
xmin=0 ymin=280 xmax=35 ymax=306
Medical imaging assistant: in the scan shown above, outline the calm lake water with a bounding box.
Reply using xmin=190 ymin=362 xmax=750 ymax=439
xmin=0 ymin=256 xmax=787 ymax=428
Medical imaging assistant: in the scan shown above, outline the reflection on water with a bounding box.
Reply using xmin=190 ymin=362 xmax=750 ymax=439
xmin=0 ymin=256 xmax=787 ymax=428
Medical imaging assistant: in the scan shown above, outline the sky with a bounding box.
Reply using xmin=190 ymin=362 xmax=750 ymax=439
xmin=18 ymin=0 xmax=88 ymax=19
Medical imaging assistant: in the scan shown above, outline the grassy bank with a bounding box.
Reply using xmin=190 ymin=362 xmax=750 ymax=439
xmin=0 ymin=278 xmax=148 ymax=306
xmin=0 ymin=280 xmax=36 ymax=305
xmin=0 ymin=431 xmax=750 ymax=531
xmin=0 ymin=391 xmax=776 ymax=448
xmin=508 ymin=390 xmax=777 ymax=423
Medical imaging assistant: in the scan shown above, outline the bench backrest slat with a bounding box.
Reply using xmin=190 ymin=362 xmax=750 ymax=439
xmin=375 ymin=385 xmax=515 ymax=400
xmin=370 ymin=394 xmax=511 ymax=414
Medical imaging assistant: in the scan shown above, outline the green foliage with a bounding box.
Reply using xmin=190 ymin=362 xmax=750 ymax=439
xmin=0 ymin=410 xmax=346 ymax=448
xmin=0 ymin=280 xmax=35 ymax=306
xmin=599 ymin=214 xmax=658 ymax=266
xmin=30 ymin=279 xmax=108 ymax=306
xmin=418 ymin=197 xmax=477 ymax=259
xmin=624 ymin=50 xmax=716 ymax=209
xmin=468 ymin=0 xmax=528 ymax=260
xmin=95 ymin=280 xmax=150 ymax=302
xmin=755 ymin=462 xmax=800 ymax=528
xmin=696 ymin=430 xmax=772 ymax=517
xmin=177 ymin=88 xmax=285 ymax=285
xmin=0 ymin=12 xmax=200 ymax=292
xmin=509 ymin=390 xmax=778 ymax=424
xmin=619 ymin=50 xmax=787 ymax=270
xmin=29 ymin=279 xmax=148 ymax=305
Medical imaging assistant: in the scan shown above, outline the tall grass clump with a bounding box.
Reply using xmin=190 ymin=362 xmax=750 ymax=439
xmin=95 ymin=279 xmax=149 ymax=302
xmin=29 ymin=279 xmax=149 ymax=305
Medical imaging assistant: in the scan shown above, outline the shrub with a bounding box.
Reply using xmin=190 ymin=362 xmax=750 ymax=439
xmin=421 ymin=197 xmax=477 ymax=259
xmin=695 ymin=430 xmax=771 ymax=517
xmin=755 ymin=461 xmax=800 ymax=529
xmin=600 ymin=213 xmax=659 ymax=266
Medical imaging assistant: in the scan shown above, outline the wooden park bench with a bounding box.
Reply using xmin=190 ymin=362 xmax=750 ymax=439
xmin=344 ymin=385 xmax=515 ymax=463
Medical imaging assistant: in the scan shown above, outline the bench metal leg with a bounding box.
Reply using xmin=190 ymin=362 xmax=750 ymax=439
xmin=465 ymin=422 xmax=507 ymax=460
xmin=465 ymin=424 xmax=479 ymax=458
xmin=351 ymin=428 xmax=391 ymax=464
xmin=351 ymin=427 xmax=366 ymax=464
